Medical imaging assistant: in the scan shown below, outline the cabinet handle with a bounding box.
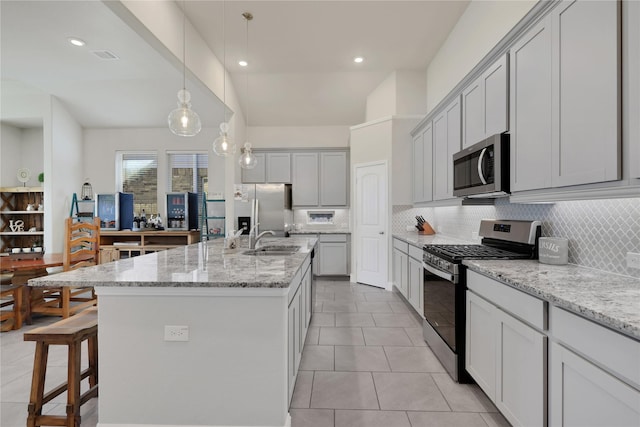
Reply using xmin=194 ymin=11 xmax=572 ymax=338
xmin=379 ymin=231 xmax=385 ymax=235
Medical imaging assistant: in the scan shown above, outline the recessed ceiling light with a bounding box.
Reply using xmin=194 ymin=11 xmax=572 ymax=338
xmin=67 ymin=37 xmax=86 ymax=47
xmin=239 ymin=60 xmax=248 ymax=67
xmin=354 ymin=56 xmax=364 ymax=63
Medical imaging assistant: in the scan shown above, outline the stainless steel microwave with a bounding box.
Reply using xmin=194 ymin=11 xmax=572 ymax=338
xmin=452 ymin=133 xmax=510 ymax=198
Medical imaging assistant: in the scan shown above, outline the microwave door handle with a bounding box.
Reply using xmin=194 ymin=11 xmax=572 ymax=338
xmin=477 ymin=147 xmax=488 ymax=185
xmin=422 ymin=262 xmax=455 ymax=282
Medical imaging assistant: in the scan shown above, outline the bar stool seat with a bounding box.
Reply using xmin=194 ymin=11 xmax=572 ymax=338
xmin=24 ymin=307 xmax=98 ymax=427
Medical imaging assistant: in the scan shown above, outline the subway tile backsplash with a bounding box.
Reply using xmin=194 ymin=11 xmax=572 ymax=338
xmin=393 ymin=198 xmax=640 ymax=278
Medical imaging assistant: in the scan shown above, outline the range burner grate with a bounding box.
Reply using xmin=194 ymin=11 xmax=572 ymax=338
xmin=424 ymin=244 xmax=531 ymax=261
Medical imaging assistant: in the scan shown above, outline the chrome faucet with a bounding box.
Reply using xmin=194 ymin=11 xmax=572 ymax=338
xmin=249 ymin=224 xmax=275 ymax=249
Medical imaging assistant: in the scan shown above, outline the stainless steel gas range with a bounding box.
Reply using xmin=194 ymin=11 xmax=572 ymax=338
xmin=422 ymin=219 xmax=541 ymax=383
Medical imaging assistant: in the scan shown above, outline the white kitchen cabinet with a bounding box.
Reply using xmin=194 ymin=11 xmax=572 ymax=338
xmin=266 ymin=153 xmax=291 ymax=183
xmin=510 ymin=0 xmax=620 ymax=192
xmin=412 ymin=123 xmax=433 ymax=204
xmin=287 ymin=286 xmax=300 ymax=404
xmin=302 ymin=263 xmax=312 ymax=330
xmin=392 ymin=238 xmax=409 ymax=298
xmin=241 ymin=153 xmax=267 ymax=183
xmin=433 ymin=96 xmax=461 ymax=201
xmin=292 ymin=153 xmax=319 ymax=206
xmin=318 ymin=240 xmax=348 ymax=276
xmin=466 ymin=270 xmax=547 ymax=427
xmin=465 ymin=291 xmax=497 ymax=400
xmin=462 ymin=54 xmax=508 ymax=149
xmin=320 ymin=152 xmax=348 ymax=206
xmin=551 ymin=0 xmax=620 ymax=188
xmin=407 ymin=255 xmax=423 ymax=315
xmin=510 ymin=16 xmax=553 ymax=192
xmin=550 ymin=341 xmax=640 ymax=427
xmin=495 ymin=308 xmax=546 ymax=427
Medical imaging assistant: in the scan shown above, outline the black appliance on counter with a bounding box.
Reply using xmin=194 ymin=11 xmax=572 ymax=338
xmin=422 ymin=219 xmax=541 ymax=383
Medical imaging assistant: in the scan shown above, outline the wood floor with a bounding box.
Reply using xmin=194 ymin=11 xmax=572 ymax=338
xmin=0 ymin=279 xmax=510 ymax=427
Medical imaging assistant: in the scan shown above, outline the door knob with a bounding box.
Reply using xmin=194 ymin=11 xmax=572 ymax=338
xmin=379 ymin=231 xmax=385 ymax=235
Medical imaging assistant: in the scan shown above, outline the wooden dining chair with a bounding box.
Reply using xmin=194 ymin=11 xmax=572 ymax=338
xmin=30 ymin=217 xmax=100 ymax=319
xmin=1 ymin=279 xmax=22 ymax=331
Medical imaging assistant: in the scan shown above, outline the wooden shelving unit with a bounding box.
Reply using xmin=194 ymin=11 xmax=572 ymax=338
xmin=0 ymin=187 xmax=45 ymax=253
xmin=99 ymin=230 xmax=200 ymax=263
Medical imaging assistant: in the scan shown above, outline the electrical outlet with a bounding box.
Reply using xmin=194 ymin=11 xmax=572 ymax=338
xmin=627 ymin=252 xmax=640 ymax=270
xmin=164 ymin=325 xmax=189 ymax=342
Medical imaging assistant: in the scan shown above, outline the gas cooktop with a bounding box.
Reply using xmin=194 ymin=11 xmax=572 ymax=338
xmin=423 ymin=244 xmax=534 ymax=262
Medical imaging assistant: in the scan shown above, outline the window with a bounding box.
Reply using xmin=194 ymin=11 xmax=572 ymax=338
xmin=168 ymin=152 xmax=209 ymax=216
xmin=117 ymin=152 xmax=158 ymax=216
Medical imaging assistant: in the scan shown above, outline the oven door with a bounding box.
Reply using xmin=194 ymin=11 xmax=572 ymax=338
xmin=422 ymin=262 xmax=457 ymax=352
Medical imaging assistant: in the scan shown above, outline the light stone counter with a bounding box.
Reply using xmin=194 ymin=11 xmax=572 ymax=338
xmin=289 ymin=228 xmax=351 ymax=235
xmin=393 ymin=232 xmax=473 ymax=247
xmin=27 ymin=236 xmax=317 ymax=289
xmin=463 ymin=259 xmax=640 ymax=340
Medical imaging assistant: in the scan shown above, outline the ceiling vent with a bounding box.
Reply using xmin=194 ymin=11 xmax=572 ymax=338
xmin=90 ymin=50 xmax=119 ymax=60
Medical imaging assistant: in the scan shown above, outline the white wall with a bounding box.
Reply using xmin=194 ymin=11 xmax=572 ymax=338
xmin=247 ymin=126 xmax=350 ymax=149
xmin=366 ymin=71 xmax=427 ymax=122
xmin=83 ymin=127 xmax=226 ymax=229
xmin=45 ymin=97 xmax=84 ymax=252
xmin=425 ymin=0 xmax=536 ymax=112
xmin=22 ymin=128 xmax=44 ymax=184
xmin=0 ymin=124 xmax=22 ymax=186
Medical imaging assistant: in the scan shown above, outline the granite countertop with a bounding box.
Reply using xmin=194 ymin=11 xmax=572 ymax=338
xmin=463 ymin=259 xmax=640 ymax=340
xmin=289 ymin=229 xmax=351 ymax=235
xmin=392 ymin=232 xmax=474 ymax=247
xmin=28 ymin=236 xmax=317 ymax=289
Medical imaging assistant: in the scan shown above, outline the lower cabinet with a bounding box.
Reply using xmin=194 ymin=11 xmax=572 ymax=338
xmin=466 ymin=274 xmax=546 ymax=427
xmin=393 ymin=247 xmax=408 ymax=298
xmin=316 ymin=234 xmax=349 ymax=276
xmin=288 ymin=257 xmax=313 ymax=405
xmin=550 ymin=342 xmax=640 ymax=427
xmin=408 ymin=256 xmax=423 ymax=315
xmin=392 ymin=238 xmax=423 ymax=317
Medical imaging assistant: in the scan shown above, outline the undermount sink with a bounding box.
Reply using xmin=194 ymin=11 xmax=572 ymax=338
xmin=243 ymin=245 xmax=300 ymax=256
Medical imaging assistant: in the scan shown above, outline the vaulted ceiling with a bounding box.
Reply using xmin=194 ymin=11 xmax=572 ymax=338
xmin=1 ymin=1 xmax=469 ymax=129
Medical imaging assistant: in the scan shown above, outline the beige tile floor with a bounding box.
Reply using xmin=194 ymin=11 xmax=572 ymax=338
xmin=0 ymin=280 xmax=511 ymax=427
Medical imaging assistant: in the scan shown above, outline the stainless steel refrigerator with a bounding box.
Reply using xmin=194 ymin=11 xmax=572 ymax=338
xmin=234 ymin=184 xmax=293 ymax=237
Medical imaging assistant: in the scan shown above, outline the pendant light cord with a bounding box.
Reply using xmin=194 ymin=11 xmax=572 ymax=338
xmin=182 ymin=0 xmax=186 ymax=92
xmin=243 ymin=12 xmax=252 ymax=140
xmin=222 ymin=1 xmax=226 ymax=124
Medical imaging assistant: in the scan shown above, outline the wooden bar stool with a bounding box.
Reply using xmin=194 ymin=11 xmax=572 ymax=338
xmin=1 ymin=283 xmax=22 ymax=331
xmin=24 ymin=307 xmax=98 ymax=427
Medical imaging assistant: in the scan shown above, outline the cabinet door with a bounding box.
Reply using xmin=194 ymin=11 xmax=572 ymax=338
xmin=462 ymin=78 xmax=484 ymax=148
xmin=412 ymin=132 xmax=425 ymax=203
xmin=446 ymin=97 xmax=461 ymax=197
xmin=550 ymin=342 xmax=640 ymax=427
xmin=241 ymin=153 xmax=267 ymax=183
xmin=422 ymin=123 xmax=434 ymax=202
xmin=393 ymin=248 xmax=408 ymax=298
xmin=320 ymin=152 xmax=347 ymax=206
xmin=408 ymin=256 xmax=423 ymax=315
xmin=496 ymin=309 xmax=546 ymax=427
xmin=484 ymin=54 xmax=509 ymax=137
xmin=304 ymin=265 xmax=312 ymax=329
xmin=318 ymin=242 xmax=348 ymax=275
xmin=432 ymin=111 xmax=449 ymax=201
xmin=287 ymin=289 xmax=300 ymax=404
xmin=292 ymin=153 xmax=319 ymax=206
xmin=510 ymin=16 xmax=553 ymax=192
xmin=551 ymin=0 xmax=620 ymax=187
xmin=465 ymin=291 xmax=497 ymax=400
xmin=266 ymin=153 xmax=291 ymax=183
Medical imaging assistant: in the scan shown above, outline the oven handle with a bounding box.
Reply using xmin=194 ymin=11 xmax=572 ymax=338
xmin=422 ymin=262 xmax=455 ymax=282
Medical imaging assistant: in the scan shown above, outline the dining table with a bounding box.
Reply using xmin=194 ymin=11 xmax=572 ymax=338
xmin=0 ymin=253 xmax=64 ymax=328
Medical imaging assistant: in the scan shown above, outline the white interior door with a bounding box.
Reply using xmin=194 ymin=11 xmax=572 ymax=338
xmin=355 ymin=161 xmax=388 ymax=288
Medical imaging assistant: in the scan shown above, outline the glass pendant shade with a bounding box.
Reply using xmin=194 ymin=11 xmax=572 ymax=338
xmin=168 ymin=89 xmax=202 ymax=136
xmin=239 ymin=142 xmax=257 ymax=169
xmin=213 ymin=122 xmax=236 ymax=156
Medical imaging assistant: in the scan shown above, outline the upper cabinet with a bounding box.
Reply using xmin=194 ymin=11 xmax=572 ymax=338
xmin=462 ymin=54 xmax=509 ymax=149
xmin=510 ymin=0 xmax=620 ymax=192
xmin=292 ymin=150 xmax=349 ymax=208
xmin=242 ymin=152 xmax=291 ymax=183
xmin=319 ymin=152 xmax=348 ymax=206
xmin=412 ymin=123 xmax=433 ymax=204
xmin=433 ymin=96 xmax=461 ymax=201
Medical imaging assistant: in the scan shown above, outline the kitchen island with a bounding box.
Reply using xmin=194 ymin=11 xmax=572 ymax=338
xmin=28 ymin=236 xmax=318 ymax=427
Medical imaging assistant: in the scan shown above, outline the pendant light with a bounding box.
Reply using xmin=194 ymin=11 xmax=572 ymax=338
xmin=168 ymin=1 xmax=202 ymax=137
xmin=213 ymin=1 xmax=236 ymax=156
xmin=238 ymin=12 xmax=257 ymax=170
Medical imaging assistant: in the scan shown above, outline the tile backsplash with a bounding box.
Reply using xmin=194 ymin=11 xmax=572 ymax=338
xmin=393 ymin=198 xmax=640 ymax=278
